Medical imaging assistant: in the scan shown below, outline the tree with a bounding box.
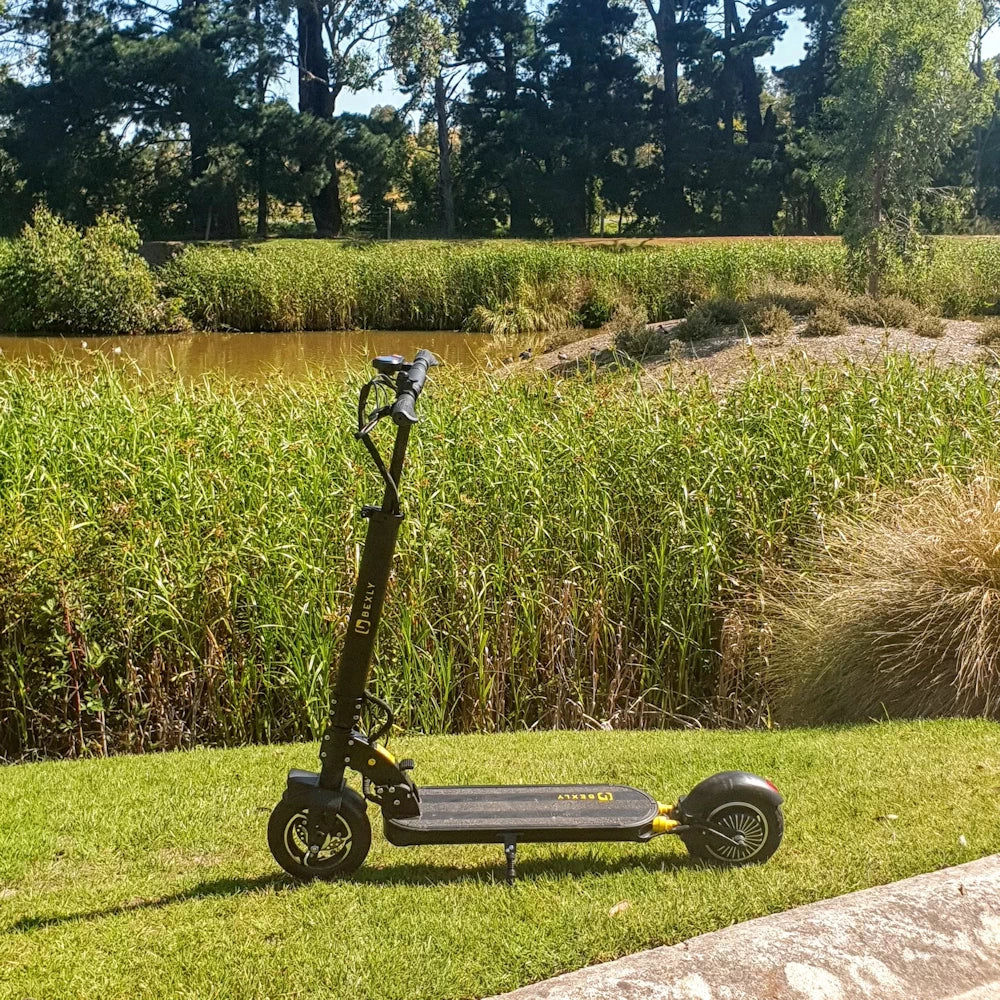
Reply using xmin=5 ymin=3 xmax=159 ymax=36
xmin=775 ymin=0 xmax=844 ymax=233
xmin=339 ymin=106 xmax=410 ymax=229
xmin=639 ymin=0 xmax=712 ymax=230
xmin=296 ymin=0 xmax=392 ymax=236
xmin=0 ymin=0 xmax=134 ymax=229
xmin=817 ymin=0 xmax=989 ymax=294
xmin=542 ymin=0 xmax=646 ymax=235
xmin=458 ymin=0 xmax=546 ymax=235
xmin=388 ymin=0 xmax=467 ymax=235
xmin=241 ymin=0 xmax=295 ymax=237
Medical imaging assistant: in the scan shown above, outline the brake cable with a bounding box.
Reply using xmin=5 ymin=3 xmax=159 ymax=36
xmin=355 ymin=375 xmax=401 ymax=512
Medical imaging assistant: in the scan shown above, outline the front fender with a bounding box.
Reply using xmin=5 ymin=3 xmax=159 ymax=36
xmin=281 ymin=768 xmax=368 ymax=817
xmin=678 ymin=770 xmax=783 ymax=821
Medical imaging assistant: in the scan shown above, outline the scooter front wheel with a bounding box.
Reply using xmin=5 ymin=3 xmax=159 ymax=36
xmin=680 ymin=790 xmax=784 ymax=867
xmin=267 ymin=797 xmax=371 ymax=880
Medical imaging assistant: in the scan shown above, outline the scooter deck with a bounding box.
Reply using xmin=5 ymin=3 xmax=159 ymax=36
xmin=383 ymin=784 xmax=659 ymax=846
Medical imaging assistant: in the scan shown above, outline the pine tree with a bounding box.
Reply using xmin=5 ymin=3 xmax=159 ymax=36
xmin=542 ymin=0 xmax=645 ymax=235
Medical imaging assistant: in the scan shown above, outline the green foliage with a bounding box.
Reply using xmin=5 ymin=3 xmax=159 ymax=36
xmin=0 ymin=208 xmax=165 ymax=335
xmin=803 ymin=307 xmax=848 ymax=337
xmin=570 ymin=279 xmax=619 ymax=328
xmin=817 ymin=0 xmax=990 ymax=294
xmin=162 ymin=238 xmax=847 ymax=331
xmin=1 ymin=356 xmax=999 ymax=757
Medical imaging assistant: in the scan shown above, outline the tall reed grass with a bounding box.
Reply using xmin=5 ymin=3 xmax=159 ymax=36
xmin=1 ymin=356 xmax=998 ymax=758
xmin=162 ymin=239 xmax=846 ymax=331
xmin=161 ymin=237 xmax=1000 ymax=333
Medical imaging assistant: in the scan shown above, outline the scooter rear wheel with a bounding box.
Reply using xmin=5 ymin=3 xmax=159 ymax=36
xmin=680 ymin=791 xmax=783 ymax=867
xmin=267 ymin=797 xmax=371 ymax=880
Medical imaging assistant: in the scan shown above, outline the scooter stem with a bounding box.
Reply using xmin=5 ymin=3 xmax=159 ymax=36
xmin=319 ymin=422 xmax=410 ymax=790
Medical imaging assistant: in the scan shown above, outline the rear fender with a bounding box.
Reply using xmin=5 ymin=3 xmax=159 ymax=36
xmin=678 ymin=771 xmax=782 ymax=822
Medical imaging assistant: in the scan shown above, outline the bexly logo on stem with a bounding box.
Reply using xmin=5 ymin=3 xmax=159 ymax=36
xmin=353 ymin=582 xmax=377 ymax=634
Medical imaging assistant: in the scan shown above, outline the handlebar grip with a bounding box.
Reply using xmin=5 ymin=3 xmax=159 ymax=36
xmin=391 ymin=349 xmax=437 ymax=426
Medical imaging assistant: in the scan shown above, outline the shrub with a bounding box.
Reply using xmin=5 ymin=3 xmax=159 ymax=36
xmin=767 ymin=474 xmax=1000 ymax=724
xmin=755 ymin=282 xmax=852 ymax=317
xmin=609 ymin=305 xmax=665 ymax=357
xmin=663 ymin=274 xmax=712 ymax=315
xmin=914 ymin=314 xmax=946 ymax=338
xmin=0 ymin=208 xmax=165 ymax=335
xmin=744 ymin=305 xmax=794 ymax=339
xmin=700 ymin=296 xmax=746 ymax=326
xmin=976 ymin=318 xmax=1000 ymax=346
xmin=846 ymin=294 xmax=921 ymax=329
xmin=683 ymin=304 xmax=724 ymax=340
xmin=802 ymin=307 xmax=848 ymax=338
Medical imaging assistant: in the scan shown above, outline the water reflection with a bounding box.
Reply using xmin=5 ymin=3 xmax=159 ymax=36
xmin=0 ymin=330 xmax=485 ymax=380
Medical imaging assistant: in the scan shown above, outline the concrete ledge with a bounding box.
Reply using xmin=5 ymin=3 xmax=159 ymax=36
xmin=488 ymin=855 xmax=1000 ymax=1000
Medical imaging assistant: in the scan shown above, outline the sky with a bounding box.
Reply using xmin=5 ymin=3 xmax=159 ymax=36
xmin=327 ymin=10 xmax=1000 ymax=118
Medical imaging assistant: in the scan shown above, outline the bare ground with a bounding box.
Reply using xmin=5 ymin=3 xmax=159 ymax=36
xmin=515 ymin=317 xmax=996 ymax=389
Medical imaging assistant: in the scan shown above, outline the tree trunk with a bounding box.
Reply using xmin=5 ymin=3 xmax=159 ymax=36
xmin=298 ymin=0 xmax=342 ymax=236
xmin=738 ymin=52 xmax=765 ymax=145
xmin=256 ymin=158 xmax=269 ymax=238
xmin=650 ymin=2 xmax=688 ymax=232
xmin=502 ymin=38 xmax=531 ymax=236
xmin=868 ymin=167 xmax=885 ymax=297
xmin=433 ymin=75 xmax=456 ymax=238
xmin=255 ymin=0 xmax=269 ymax=239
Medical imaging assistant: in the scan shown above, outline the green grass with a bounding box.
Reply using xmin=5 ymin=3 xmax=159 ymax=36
xmin=3 ymin=356 xmax=1000 ymax=758
xmin=159 ymin=237 xmax=1000 ymax=333
xmin=2 ymin=722 xmax=998 ymax=999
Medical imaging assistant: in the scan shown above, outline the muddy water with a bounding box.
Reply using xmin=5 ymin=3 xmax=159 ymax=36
xmin=0 ymin=330 xmax=487 ymax=380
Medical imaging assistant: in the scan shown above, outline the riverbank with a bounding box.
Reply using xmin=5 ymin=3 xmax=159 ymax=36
xmin=520 ymin=314 xmax=995 ymax=390
xmin=160 ymin=237 xmax=1000 ymax=332
xmin=160 ymin=237 xmax=846 ymax=332
xmin=5 ymin=223 xmax=1000 ymax=335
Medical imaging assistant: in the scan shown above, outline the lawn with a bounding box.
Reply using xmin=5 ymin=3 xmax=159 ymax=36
xmin=2 ymin=721 xmax=999 ymax=1000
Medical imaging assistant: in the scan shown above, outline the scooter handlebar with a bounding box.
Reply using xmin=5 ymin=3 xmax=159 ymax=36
xmin=391 ymin=349 xmax=437 ymax=426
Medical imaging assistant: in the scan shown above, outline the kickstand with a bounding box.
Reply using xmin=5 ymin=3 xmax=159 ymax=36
xmin=503 ymin=840 xmax=517 ymax=885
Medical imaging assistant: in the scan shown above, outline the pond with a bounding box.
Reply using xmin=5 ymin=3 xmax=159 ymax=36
xmin=0 ymin=330 xmax=488 ymax=380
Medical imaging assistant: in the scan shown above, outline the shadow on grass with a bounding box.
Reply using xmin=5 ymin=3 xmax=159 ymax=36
xmin=7 ymin=850 xmax=699 ymax=935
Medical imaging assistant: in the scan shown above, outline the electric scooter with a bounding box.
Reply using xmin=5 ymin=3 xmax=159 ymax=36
xmin=268 ymin=350 xmax=784 ymax=882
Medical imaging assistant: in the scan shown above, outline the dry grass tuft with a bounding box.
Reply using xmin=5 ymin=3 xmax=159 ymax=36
xmin=754 ymin=281 xmax=852 ymax=317
xmin=976 ymin=318 xmax=1000 ymax=346
xmin=682 ymin=303 xmax=724 ymax=340
xmin=767 ymin=472 xmax=1000 ymax=724
xmin=914 ymin=314 xmax=946 ymax=339
xmin=802 ymin=307 xmax=848 ymax=338
xmin=609 ymin=305 xmax=664 ymax=357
